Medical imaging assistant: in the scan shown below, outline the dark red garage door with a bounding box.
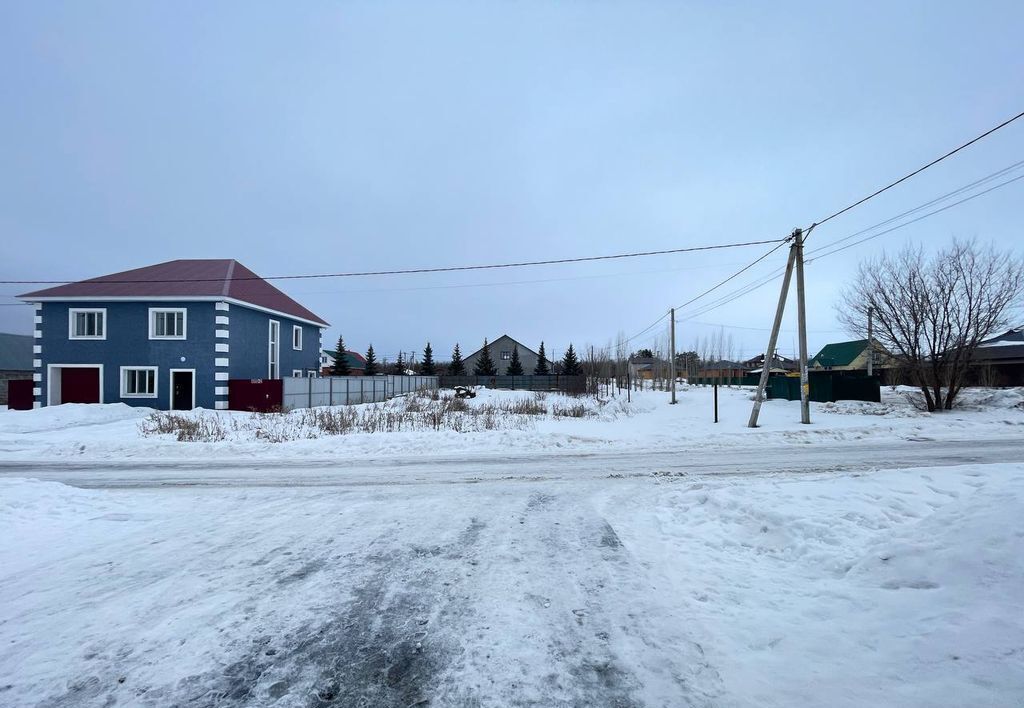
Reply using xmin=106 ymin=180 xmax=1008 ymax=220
xmin=61 ymin=367 xmax=100 ymax=404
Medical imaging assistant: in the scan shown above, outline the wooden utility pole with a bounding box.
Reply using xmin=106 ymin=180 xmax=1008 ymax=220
xmin=669 ymin=308 xmax=677 ymax=404
xmin=866 ymin=306 xmax=874 ymax=377
xmin=795 ymin=227 xmax=811 ymax=424
xmin=747 ymin=239 xmax=798 ymax=428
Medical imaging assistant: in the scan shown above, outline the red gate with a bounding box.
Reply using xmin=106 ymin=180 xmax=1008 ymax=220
xmin=6 ymin=379 xmax=34 ymax=410
xmin=228 ymin=379 xmax=283 ymax=412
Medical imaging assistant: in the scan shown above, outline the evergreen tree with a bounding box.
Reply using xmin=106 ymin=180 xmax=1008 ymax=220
xmin=448 ymin=343 xmax=466 ymax=375
xmin=421 ymin=342 xmax=436 ymax=375
xmin=562 ymin=343 xmax=581 ymax=376
xmin=506 ymin=346 xmax=524 ymax=375
xmin=331 ymin=334 xmax=351 ymax=376
xmin=473 ymin=338 xmax=498 ymax=376
xmin=533 ymin=341 xmax=550 ymax=375
xmin=364 ymin=344 xmax=379 ymax=376
xmin=393 ymin=352 xmax=406 ymax=375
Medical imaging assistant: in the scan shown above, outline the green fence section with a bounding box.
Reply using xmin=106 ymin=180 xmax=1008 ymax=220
xmin=688 ymin=372 xmax=880 ymax=403
xmin=686 ymin=375 xmax=761 ymax=387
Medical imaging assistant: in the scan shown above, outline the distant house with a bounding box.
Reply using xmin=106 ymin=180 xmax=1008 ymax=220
xmin=699 ymin=360 xmax=748 ymax=378
xmin=809 ymin=339 xmax=877 ymax=371
xmin=320 ymin=350 xmax=367 ymax=376
xmin=18 ymin=259 xmax=328 ymax=410
xmin=970 ymin=328 xmax=1024 ymax=386
xmin=463 ymin=335 xmax=540 ymax=376
xmin=742 ymin=352 xmax=797 ymax=374
xmin=0 ymin=332 xmax=34 ymax=406
xmin=628 ymin=355 xmax=668 ymax=380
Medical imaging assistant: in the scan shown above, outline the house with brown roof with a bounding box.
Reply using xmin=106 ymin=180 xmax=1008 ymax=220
xmin=18 ymin=259 xmax=329 ymax=410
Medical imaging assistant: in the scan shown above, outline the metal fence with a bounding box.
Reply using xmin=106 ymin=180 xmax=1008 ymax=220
xmin=281 ymin=375 xmax=439 ymax=411
xmin=438 ymin=375 xmax=586 ymax=394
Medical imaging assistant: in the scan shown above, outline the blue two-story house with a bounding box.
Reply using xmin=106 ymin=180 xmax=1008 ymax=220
xmin=18 ymin=259 xmax=329 ymax=410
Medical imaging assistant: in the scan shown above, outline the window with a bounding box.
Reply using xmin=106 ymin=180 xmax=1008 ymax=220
xmin=69 ymin=308 xmax=106 ymax=339
xmin=306 ymin=370 xmax=318 ymax=377
xmin=500 ymin=350 xmax=511 ymax=360
xmin=292 ymin=369 xmax=304 ymax=377
xmin=149 ymin=308 xmax=187 ymax=339
xmin=121 ymin=367 xmax=157 ymax=398
xmin=268 ymin=320 xmax=280 ymax=379
xmin=292 ymin=325 xmax=303 ymax=350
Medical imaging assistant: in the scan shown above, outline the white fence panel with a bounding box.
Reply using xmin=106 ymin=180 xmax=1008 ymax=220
xmin=281 ymin=375 xmax=438 ymax=411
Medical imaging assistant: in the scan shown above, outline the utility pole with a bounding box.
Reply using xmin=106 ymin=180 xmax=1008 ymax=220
xmin=795 ymin=227 xmax=811 ymax=424
xmin=866 ymin=306 xmax=874 ymax=377
xmin=747 ymin=238 xmax=798 ymax=428
xmin=669 ymin=308 xmax=677 ymax=404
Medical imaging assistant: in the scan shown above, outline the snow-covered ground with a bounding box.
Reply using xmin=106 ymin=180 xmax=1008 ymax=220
xmin=1 ymin=385 xmax=1022 ymax=463
xmin=1 ymin=463 xmax=1022 ymax=706
xmin=2 ymin=388 xmax=1023 ymax=706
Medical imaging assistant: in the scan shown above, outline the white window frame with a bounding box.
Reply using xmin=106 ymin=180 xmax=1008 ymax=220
xmin=306 ymin=370 xmax=318 ymax=378
xmin=500 ymin=350 xmax=512 ymax=360
xmin=148 ymin=308 xmax=187 ymax=340
xmin=268 ymin=320 xmax=280 ymax=379
xmin=120 ymin=366 xmax=158 ymax=399
xmin=292 ymin=369 xmax=304 ymax=377
xmin=68 ymin=308 xmax=107 ymax=340
xmin=292 ymin=325 xmax=303 ymax=351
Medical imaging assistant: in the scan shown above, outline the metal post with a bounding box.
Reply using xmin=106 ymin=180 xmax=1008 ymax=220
xmin=795 ymin=227 xmax=811 ymax=425
xmin=714 ymin=383 xmax=719 ymax=423
xmin=748 ymin=240 xmax=798 ymax=428
xmin=866 ymin=305 xmax=874 ymax=377
xmin=670 ymin=307 xmax=677 ymax=404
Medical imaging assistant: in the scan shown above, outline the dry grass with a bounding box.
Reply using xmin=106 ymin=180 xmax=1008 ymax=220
xmin=140 ymin=389 xmax=629 ymax=443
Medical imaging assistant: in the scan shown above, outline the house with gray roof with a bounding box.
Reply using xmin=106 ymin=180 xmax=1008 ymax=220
xmin=463 ymin=335 xmax=541 ymax=376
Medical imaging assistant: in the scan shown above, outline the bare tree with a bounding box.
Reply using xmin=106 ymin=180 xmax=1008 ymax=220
xmin=838 ymin=239 xmax=1022 ymax=411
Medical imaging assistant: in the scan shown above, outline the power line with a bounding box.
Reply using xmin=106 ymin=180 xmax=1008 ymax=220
xmin=0 ymin=238 xmax=784 ymax=286
xmin=807 ymin=158 xmax=1024 ymax=257
xmin=808 ymin=173 xmax=1024 ymax=262
xmin=809 ymin=109 xmax=1024 ymax=231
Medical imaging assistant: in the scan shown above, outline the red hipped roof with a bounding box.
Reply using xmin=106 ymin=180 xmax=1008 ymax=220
xmin=19 ymin=259 xmax=329 ymax=326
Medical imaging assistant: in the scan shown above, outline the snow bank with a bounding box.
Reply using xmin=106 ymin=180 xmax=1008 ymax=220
xmin=1 ymin=386 xmax=1021 ymax=464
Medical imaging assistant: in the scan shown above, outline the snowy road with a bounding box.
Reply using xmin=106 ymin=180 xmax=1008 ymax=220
xmin=3 ymin=439 xmax=1023 ymax=706
xmin=2 ymin=436 xmax=1022 ymax=488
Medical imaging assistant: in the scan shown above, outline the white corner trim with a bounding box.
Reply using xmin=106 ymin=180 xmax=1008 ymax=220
xmin=34 ymin=330 xmax=42 ymax=339
xmin=215 ymin=400 xmax=229 ymax=410
xmin=215 ymin=315 xmax=230 ymax=325
xmin=215 ymin=357 xmax=230 ymax=368
xmin=33 ymin=345 xmax=41 ymax=354
xmin=215 ymin=343 xmax=230 ymax=353
xmin=215 ymin=329 xmax=230 ymax=338
xmin=34 ymin=315 xmax=42 ymax=325
xmin=33 ymin=359 xmax=42 ymax=368
xmin=33 ymin=302 xmax=42 ymax=311
xmin=216 ymin=302 xmax=230 ymax=312
xmin=33 ymin=387 xmax=41 ymax=396
xmin=33 ymin=401 xmax=41 ymax=409
xmin=214 ymin=371 xmax=229 ymax=381
xmin=33 ymin=373 xmax=41 ymax=382
xmin=215 ymin=386 xmax=229 ymax=396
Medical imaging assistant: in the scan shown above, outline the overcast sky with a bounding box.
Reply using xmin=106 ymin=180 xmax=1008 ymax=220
xmin=2 ymin=1 xmax=1022 ymax=363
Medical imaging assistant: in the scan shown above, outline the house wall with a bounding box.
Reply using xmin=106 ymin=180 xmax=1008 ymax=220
xmin=462 ymin=336 xmax=541 ymax=375
xmin=37 ymin=301 xmax=219 ymax=409
xmin=1 ymin=370 xmax=33 ymax=405
xmin=225 ymin=304 xmax=322 ymax=381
